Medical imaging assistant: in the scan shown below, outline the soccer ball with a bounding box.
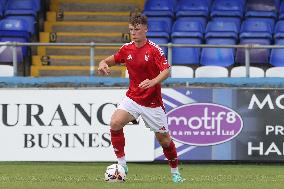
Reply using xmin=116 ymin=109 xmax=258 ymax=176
xmin=104 ymin=164 xmax=126 ymax=183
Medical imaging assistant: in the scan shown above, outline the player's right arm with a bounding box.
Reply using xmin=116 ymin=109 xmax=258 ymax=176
xmin=97 ymin=55 xmax=116 ymax=75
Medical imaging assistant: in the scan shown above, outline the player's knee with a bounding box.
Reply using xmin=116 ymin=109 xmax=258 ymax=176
xmin=157 ymin=137 xmax=171 ymax=148
xmin=110 ymin=119 xmax=123 ymax=131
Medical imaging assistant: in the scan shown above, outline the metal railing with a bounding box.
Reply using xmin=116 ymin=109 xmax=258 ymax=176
xmin=0 ymin=42 xmax=282 ymax=77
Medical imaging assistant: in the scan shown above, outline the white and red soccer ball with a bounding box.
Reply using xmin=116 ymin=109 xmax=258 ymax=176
xmin=104 ymin=164 xmax=126 ymax=183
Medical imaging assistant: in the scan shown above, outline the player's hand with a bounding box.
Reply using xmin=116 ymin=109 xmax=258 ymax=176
xmin=139 ymin=79 xmax=156 ymax=89
xmin=97 ymin=62 xmax=110 ymax=75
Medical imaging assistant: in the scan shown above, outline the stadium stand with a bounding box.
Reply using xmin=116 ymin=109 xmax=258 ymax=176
xmin=2 ymin=0 xmax=284 ymax=78
xmin=31 ymin=0 xmax=144 ymax=76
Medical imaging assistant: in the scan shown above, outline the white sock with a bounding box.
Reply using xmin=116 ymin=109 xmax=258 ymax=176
xmin=171 ymin=167 xmax=179 ymax=174
xmin=117 ymin=156 xmax=126 ymax=166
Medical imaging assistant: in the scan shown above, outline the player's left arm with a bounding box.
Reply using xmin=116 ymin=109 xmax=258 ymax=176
xmin=138 ymin=68 xmax=170 ymax=89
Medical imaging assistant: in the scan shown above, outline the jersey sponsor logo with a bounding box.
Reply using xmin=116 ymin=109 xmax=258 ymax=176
xmin=127 ymin=54 xmax=132 ymax=60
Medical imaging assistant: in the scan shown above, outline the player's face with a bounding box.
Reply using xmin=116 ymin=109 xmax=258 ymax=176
xmin=129 ymin=24 xmax=148 ymax=44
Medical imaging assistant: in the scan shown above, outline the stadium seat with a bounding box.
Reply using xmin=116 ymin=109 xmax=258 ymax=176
xmin=171 ymin=65 xmax=194 ymax=78
xmin=171 ymin=19 xmax=203 ymax=39
xmin=279 ymin=1 xmax=284 ymax=19
xmin=230 ymin=66 xmax=265 ymax=77
xmin=171 ymin=19 xmax=203 ymax=65
xmin=195 ymin=66 xmax=229 ymax=77
xmin=0 ymin=65 xmax=14 ymax=76
xmin=175 ymin=0 xmax=210 ymax=18
xmin=274 ymin=20 xmax=284 ymax=39
xmin=0 ymin=18 xmax=30 ymax=40
xmin=200 ymin=38 xmax=235 ymax=67
xmin=236 ymin=19 xmax=272 ymax=65
xmin=210 ymin=0 xmax=244 ymax=18
xmin=270 ymin=39 xmax=284 ymax=67
xmin=265 ymin=67 xmax=284 ymax=77
xmin=143 ymin=0 xmax=175 ymax=18
xmin=245 ymin=0 xmax=279 ymax=19
xmin=239 ymin=19 xmax=273 ymax=40
xmin=205 ymin=20 xmax=239 ymax=40
xmin=0 ymin=18 xmax=30 ymax=64
xmin=211 ymin=17 xmax=241 ymax=32
xmin=147 ymin=17 xmax=172 ymax=34
xmin=147 ymin=19 xmax=171 ymax=39
xmin=5 ymin=0 xmax=38 ymax=17
xmin=5 ymin=16 xmax=36 ymax=36
xmin=236 ymin=39 xmax=271 ymax=65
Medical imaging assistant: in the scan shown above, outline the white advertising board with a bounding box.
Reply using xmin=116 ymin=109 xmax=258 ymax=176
xmin=0 ymin=89 xmax=154 ymax=161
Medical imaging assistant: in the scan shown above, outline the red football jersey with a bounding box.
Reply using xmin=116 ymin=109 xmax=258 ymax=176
xmin=114 ymin=40 xmax=170 ymax=108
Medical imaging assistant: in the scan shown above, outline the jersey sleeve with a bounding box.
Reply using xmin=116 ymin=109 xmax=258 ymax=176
xmin=153 ymin=47 xmax=170 ymax=71
xmin=114 ymin=45 xmax=126 ymax=64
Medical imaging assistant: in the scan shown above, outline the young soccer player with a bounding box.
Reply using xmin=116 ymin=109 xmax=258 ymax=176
xmin=98 ymin=13 xmax=185 ymax=183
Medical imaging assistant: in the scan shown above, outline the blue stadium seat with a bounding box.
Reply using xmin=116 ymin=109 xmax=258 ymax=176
xmin=212 ymin=17 xmax=241 ymax=32
xmin=210 ymin=0 xmax=244 ymax=18
xmin=172 ymin=38 xmax=201 ymax=66
xmin=0 ymin=18 xmax=30 ymax=64
xmin=0 ymin=18 xmax=30 ymax=40
xmin=205 ymin=20 xmax=239 ymax=40
xmin=274 ymin=20 xmax=284 ymax=39
xmin=4 ymin=0 xmax=38 ymax=17
xmin=270 ymin=39 xmax=284 ymax=67
xmin=147 ymin=19 xmax=171 ymax=39
xmin=236 ymin=38 xmax=271 ymax=65
xmin=171 ymin=19 xmax=203 ymax=38
xmin=238 ymin=17 xmax=273 ymax=65
xmin=200 ymin=38 xmax=235 ymax=67
xmin=171 ymin=19 xmax=203 ymax=65
xmin=245 ymin=0 xmax=279 ymax=19
xmin=279 ymin=1 xmax=284 ymax=19
xmin=147 ymin=17 xmax=172 ymax=35
xmin=175 ymin=0 xmax=210 ymax=18
xmin=143 ymin=0 xmax=175 ymax=18
xmin=239 ymin=19 xmax=273 ymax=40
xmin=5 ymin=16 xmax=36 ymax=35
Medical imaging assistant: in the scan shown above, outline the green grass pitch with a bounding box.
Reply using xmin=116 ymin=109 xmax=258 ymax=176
xmin=0 ymin=162 xmax=284 ymax=189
